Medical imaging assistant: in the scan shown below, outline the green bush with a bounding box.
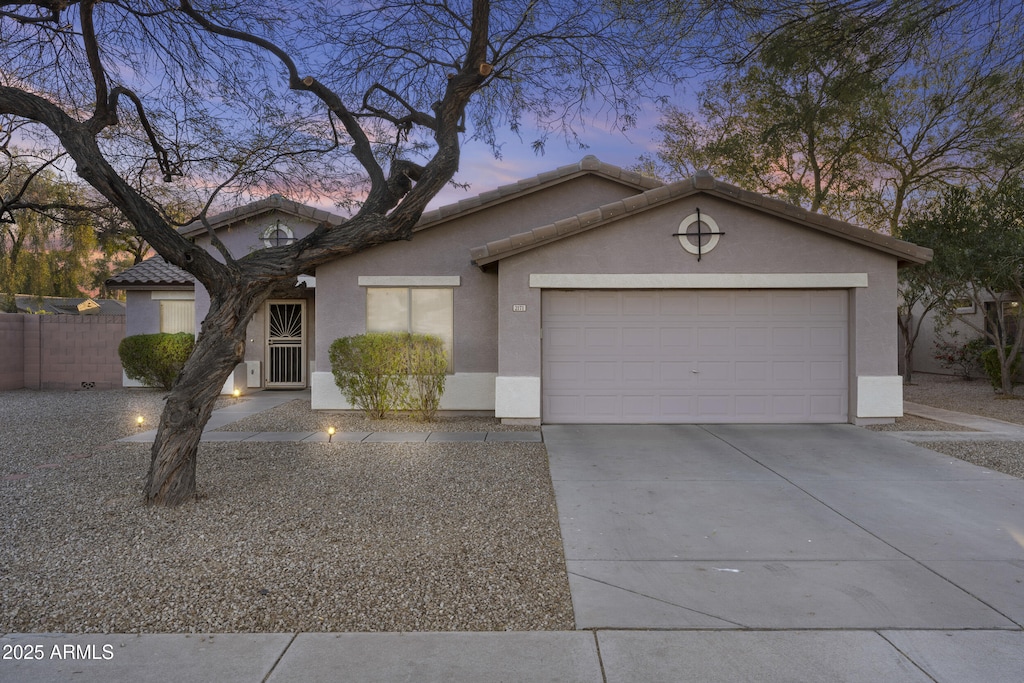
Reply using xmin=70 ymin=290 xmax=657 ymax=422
xmin=329 ymin=333 xmax=411 ymax=419
xmin=118 ymin=332 xmax=195 ymax=390
xmin=407 ymin=334 xmax=449 ymax=421
xmin=980 ymin=346 xmax=1022 ymax=391
xmin=329 ymin=332 xmax=448 ymax=420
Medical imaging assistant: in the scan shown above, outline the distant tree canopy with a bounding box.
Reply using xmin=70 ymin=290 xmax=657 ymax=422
xmin=641 ymin=0 xmax=1024 ymax=233
xmin=900 ymin=177 xmax=1024 ymax=394
xmin=0 ymin=157 xmax=100 ymax=308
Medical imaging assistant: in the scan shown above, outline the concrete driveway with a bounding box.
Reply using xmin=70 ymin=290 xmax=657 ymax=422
xmin=543 ymin=424 xmax=1024 ymax=631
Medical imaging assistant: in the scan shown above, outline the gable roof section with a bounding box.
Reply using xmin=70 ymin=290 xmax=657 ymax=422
xmin=105 ymin=256 xmax=194 ymax=290
xmin=413 ymin=155 xmax=662 ymax=232
xmin=469 ymin=169 xmax=933 ymax=267
xmin=178 ymin=194 xmax=345 ymax=238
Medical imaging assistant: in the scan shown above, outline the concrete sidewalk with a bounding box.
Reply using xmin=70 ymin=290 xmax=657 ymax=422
xmin=891 ymin=401 xmax=1024 ymax=442
xmin=3 ymin=629 xmax=1023 ymax=682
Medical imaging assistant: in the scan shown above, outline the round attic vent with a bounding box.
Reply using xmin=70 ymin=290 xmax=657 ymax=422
xmin=676 ymin=211 xmax=721 ymax=259
xmin=262 ymin=220 xmax=295 ymax=248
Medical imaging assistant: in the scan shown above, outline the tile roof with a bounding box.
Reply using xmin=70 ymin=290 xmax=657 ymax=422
xmin=414 ymin=155 xmax=662 ymax=231
xmin=105 ymin=256 xmax=194 ymax=289
xmin=178 ymin=194 xmax=345 ymax=238
xmin=469 ymin=170 xmax=933 ymax=267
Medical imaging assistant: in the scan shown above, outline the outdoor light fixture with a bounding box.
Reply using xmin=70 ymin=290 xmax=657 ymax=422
xmin=327 ymin=426 xmax=336 ymax=443
xmin=136 ymin=415 xmax=144 ymax=428
xmin=232 ymin=388 xmax=241 ymax=398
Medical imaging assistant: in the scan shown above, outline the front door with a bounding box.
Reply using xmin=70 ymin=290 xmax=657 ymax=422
xmin=266 ymin=300 xmax=305 ymax=388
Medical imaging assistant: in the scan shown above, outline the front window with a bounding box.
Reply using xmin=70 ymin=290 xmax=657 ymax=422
xmin=366 ymin=287 xmax=454 ymax=368
xmin=160 ymin=300 xmax=195 ymax=334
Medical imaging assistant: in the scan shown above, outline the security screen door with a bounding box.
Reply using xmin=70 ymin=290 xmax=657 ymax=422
xmin=266 ymin=301 xmax=305 ymax=388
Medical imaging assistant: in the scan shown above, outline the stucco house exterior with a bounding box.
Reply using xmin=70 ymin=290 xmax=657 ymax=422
xmin=108 ymin=156 xmax=932 ymax=424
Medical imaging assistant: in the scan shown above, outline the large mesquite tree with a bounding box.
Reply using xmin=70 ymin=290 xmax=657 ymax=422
xmin=0 ymin=0 xmax=685 ymax=505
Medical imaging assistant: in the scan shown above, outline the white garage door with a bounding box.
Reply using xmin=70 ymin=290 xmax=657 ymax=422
xmin=541 ymin=289 xmax=848 ymax=423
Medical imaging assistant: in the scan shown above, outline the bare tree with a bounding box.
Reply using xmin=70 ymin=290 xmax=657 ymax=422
xmin=0 ymin=0 xmax=685 ymax=505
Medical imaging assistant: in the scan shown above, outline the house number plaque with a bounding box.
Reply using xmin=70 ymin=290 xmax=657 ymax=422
xmin=512 ymin=304 xmax=527 ymax=312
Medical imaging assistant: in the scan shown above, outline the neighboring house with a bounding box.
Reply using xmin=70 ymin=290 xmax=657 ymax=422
xmin=906 ymin=293 xmax=1021 ymax=377
xmin=13 ymin=294 xmax=126 ymax=316
xmin=107 ymin=156 xmax=931 ymax=424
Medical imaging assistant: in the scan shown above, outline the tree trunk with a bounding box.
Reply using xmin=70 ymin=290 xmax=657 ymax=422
xmin=898 ymin=312 xmax=914 ymax=384
xmin=144 ymin=289 xmax=255 ymax=506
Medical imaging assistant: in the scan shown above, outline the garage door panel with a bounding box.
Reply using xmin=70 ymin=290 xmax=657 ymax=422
xmin=736 ymin=327 xmax=770 ymax=347
xmin=622 ymin=291 xmax=658 ymax=315
xmin=542 ymin=289 xmax=848 ymax=423
xmin=622 ymin=327 xmax=658 ymax=349
xmin=584 ymin=327 xmax=618 ymax=348
xmin=584 ymin=292 xmax=620 ymax=315
xmin=772 ymin=327 xmax=808 ymax=349
xmin=622 ymin=361 xmax=655 ymax=382
xmin=811 ymin=326 xmax=845 ymax=349
xmin=772 ymin=292 xmax=808 ymax=315
xmin=735 ymin=292 xmax=772 ymax=315
xmin=584 ymin=361 xmax=618 ymax=382
xmin=699 ymin=327 xmax=732 ymax=348
xmin=546 ymin=326 xmax=580 ymax=348
xmin=735 ymin=361 xmax=770 ymax=382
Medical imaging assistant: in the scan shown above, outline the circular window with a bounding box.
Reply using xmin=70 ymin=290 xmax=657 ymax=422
xmin=262 ymin=221 xmax=295 ymax=248
xmin=676 ymin=212 xmax=721 ymax=256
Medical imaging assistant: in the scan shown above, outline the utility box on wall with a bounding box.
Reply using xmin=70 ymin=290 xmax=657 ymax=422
xmin=246 ymin=361 xmax=261 ymax=388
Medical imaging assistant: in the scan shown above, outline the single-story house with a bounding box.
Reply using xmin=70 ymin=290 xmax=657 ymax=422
xmin=107 ymin=156 xmax=932 ymax=424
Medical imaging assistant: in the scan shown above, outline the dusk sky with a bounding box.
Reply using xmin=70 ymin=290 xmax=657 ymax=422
xmin=427 ymin=102 xmax=673 ymax=209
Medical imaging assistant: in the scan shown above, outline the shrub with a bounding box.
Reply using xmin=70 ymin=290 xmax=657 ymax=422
xmin=933 ymin=331 xmax=987 ymax=380
xmin=118 ymin=332 xmax=195 ymax=390
xmin=980 ymin=346 xmax=1022 ymax=391
xmin=329 ymin=333 xmax=411 ymax=419
xmin=329 ymin=332 xmax=448 ymax=420
xmin=406 ymin=334 xmax=449 ymax=421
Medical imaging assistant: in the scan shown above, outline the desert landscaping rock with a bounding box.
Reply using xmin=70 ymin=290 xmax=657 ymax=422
xmin=904 ymin=373 xmax=1024 ymax=425
xmin=915 ymin=440 xmax=1024 ymax=479
xmin=1 ymin=390 xmax=572 ymax=634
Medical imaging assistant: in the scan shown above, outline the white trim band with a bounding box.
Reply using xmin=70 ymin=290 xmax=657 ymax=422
xmin=528 ymin=273 xmax=868 ymax=289
xmin=358 ymin=276 xmax=461 ymax=287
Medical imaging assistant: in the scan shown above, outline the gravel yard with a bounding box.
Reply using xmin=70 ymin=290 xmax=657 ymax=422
xmin=904 ymin=372 xmax=1024 ymax=425
xmin=880 ymin=373 xmax=1024 ymax=480
xmin=0 ymin=390 xmax=572 ymax=634
xmin=5 ymin=375 xmax=1024 ymax=635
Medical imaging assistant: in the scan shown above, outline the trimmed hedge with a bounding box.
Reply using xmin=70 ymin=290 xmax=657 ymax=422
xmin=329 ymin=332 xmax=448 ymax=420
xmin=118 ymin=332 xmax=196 ymax=390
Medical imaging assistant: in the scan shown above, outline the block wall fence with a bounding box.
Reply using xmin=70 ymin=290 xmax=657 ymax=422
xmin=0 ymin=313 xmax=126 ymax=391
